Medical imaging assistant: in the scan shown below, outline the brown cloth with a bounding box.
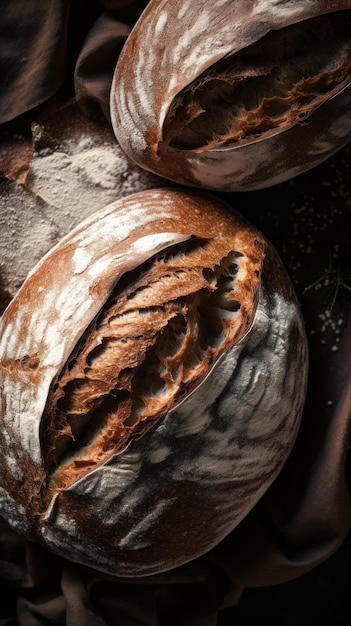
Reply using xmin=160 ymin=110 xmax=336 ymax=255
xmin=1 ymin=2 xmax=351 ymax=624
xmin=0 ymin=0 xmax=148 ymax=125
xmin=0 ymin=1 xmax=70 ymax=124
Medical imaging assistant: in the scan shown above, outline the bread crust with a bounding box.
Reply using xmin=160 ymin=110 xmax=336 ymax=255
xmin=111 ymin=0 xmax=351 ymax=190
xmin=0 ymin=189 xmax=307 ymax=576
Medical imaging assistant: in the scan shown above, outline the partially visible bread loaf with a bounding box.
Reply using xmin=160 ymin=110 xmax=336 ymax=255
xmin=111 ymin=0 xmax=351 ymax=190
xmin=0 ymin=189 xmax=307 ymax=576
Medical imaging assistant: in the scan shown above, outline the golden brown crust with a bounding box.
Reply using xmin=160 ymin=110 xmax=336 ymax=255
xmin=42 ymin=190 xmax=265 ymax=495
xmin=0 ymin=189 xmax=307 ymax=576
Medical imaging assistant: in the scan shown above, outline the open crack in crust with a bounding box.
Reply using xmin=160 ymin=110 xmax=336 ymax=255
xmin=41 ymin=228 xmax=265 ymax=501
xmin=160 ymin=11 xmax=351 ymax=153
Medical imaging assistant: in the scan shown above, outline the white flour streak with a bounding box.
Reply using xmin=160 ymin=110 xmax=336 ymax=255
xmin=252 ymin=0 xmax=311 ymax=21
xmin=118 ymin=498 xmax=176 ymax=549
xmin=177 ymin=0 xmax=192 ymax=20
xmin=134 ymin=48 xmax=155 ymax=121
xmin=72 ymin=247 xmax=92 ymax=274
xmin=131 ymin=232 xmax=189 ymax=254
xmin=155 ymin=11 xmax=168 ymax=35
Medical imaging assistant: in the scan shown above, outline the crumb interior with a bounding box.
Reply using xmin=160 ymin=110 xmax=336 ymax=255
xmin=42 ymin=236 xmax=261 ymax=492
xmin=160 ymin=11 xmax=351 ymax=151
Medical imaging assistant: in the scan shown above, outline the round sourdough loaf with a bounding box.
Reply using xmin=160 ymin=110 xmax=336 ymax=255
xmin=0 ymin=189 xmax=307 ymax=576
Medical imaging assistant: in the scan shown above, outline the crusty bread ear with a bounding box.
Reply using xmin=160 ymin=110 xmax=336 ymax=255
xmin=0 ymin=189 xmax=307 ymax=576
